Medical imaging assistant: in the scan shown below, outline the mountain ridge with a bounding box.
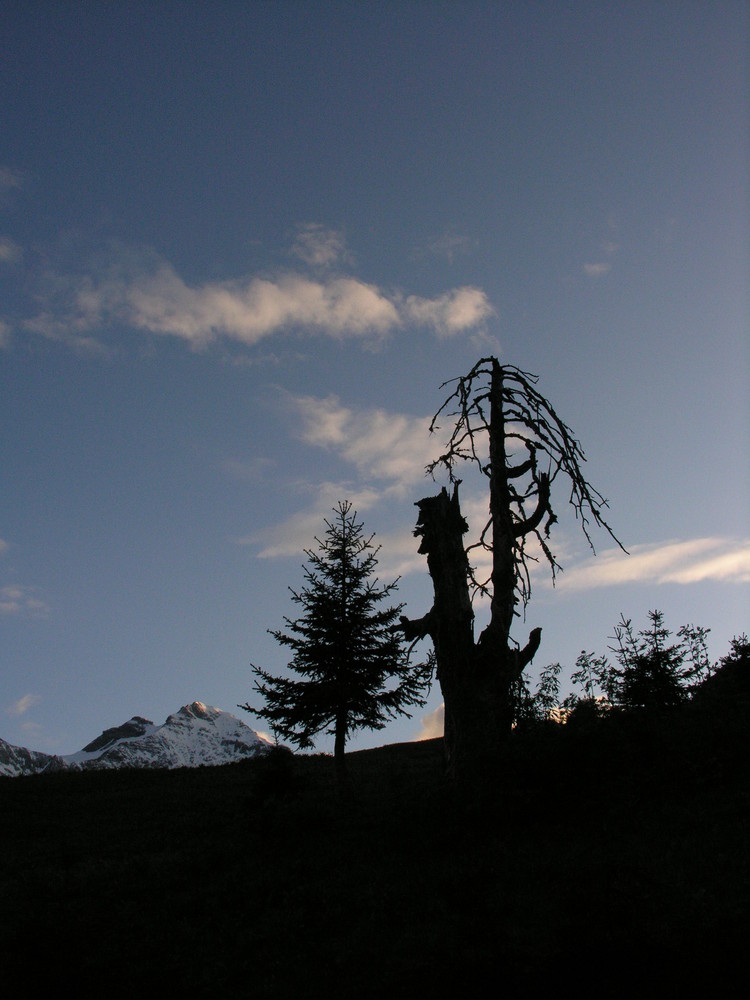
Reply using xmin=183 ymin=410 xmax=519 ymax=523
xmin=0 ymin=701 xmax=272 ymax=777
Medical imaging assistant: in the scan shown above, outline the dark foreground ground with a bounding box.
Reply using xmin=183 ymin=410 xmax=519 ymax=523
xmin=1 ymin=665 xmax=747 ymax=996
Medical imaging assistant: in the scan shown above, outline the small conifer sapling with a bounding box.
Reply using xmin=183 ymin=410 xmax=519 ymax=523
xmin=241 ymin=501 xmax=429 ymax=791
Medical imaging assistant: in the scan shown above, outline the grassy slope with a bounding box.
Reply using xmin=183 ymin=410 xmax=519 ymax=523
xmin=1 ymin=665 xmax=747 ymax=996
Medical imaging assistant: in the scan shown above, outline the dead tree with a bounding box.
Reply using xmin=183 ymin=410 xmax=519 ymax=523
xmin=400 ymin=357 xmax=624 ymax=783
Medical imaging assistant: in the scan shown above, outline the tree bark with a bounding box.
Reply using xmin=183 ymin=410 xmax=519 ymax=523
xmin=399 ymin=486 xmax=528 ymax=782
xmin=400 ymin=483 xmax=544 ymax=784
xmin=333 ymin=715 xmax=350 ymax=797
xmin=405 ymin=356 xmax=620 ymax=785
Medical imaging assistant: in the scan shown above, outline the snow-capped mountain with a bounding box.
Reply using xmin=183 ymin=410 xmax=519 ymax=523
xmin=0 ymin=739 xmax=68 ymax=778
xmin=0 ymin=701 xmax=273 ymax=777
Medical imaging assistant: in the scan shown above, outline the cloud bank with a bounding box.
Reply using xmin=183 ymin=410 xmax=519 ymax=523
xmin=25 ymin=241 xmax=494 ymax=350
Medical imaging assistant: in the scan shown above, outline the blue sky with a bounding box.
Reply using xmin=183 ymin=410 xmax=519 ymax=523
xmin=2 ymin=1 xmax=748 ymax=755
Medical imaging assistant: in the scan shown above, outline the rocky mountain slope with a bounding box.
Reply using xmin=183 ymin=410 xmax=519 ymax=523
xmin=0 ymin=701 xmax=272 ymax=777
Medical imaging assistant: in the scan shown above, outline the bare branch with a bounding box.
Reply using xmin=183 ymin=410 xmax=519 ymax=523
xmin=425 ymin=358 xmax=626 ymax=615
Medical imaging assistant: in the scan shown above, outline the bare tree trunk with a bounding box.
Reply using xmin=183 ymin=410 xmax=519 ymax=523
xmin=401 ymin=484 xmax=541 ymax=784
xmin=399 ymin=487 xmax=495 ymax=782
xmin=334 ymin=714 xmax=350 ymax=797
xmin=402 ymin=357 xmax=620 ymax=785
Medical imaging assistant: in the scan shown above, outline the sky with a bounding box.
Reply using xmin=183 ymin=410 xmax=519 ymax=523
xmin=1 ymin=1 xmax=748 ymax=756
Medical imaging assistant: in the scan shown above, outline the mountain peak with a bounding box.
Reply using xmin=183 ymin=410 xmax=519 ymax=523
xmin=1 ymin=702 xmax=271 ymax=777
xmin=81 ymin=715 xmax=154 ymax=754
xmin=179 ymin=701 xmax=213 ymax=718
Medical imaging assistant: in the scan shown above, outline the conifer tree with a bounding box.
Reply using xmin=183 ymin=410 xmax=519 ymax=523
xmin=610 ymin=610 xmax=710 ymax=710
xmin=241 ymin=501 xmax=428 ymax=790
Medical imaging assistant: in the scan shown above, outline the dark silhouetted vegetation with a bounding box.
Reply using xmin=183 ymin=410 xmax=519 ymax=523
xmin=241 ymin=501 xmax=429 ymax=792
xmin=517 ymin=610 xmax=719 ymax=724
xmin=1 ymin=633 xmax=746 ymax=994
xmin=400 ymin=358 xmax=624 ymax=783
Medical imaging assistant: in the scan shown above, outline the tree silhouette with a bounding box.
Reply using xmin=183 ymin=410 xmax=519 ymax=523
xmin=609 ymin=610 xmax=711 ymax=711
xmin=242 ymin=501 xmax=428 ymax=792
xmin=399 ymin=357 xmax=624 ymax=783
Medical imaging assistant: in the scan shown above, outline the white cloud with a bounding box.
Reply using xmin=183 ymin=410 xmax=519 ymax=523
xmin=25 ymin=245 xmax=495 ymax=351
xmin=121 ymin=266 xmax=400 ymax=345
xmin=404 ymin=287 xmax=495 ymax=336
xmin=554 ymin=537 xmax=750 ymax=591
xmin=7 ymin=693 xmax=41 ymax=717
xmin=242 ymin=477 xmax=430 ymax=579
xmin=0 ymin=584 xmax=48 ymax=616
xmin=236 ymin=396 xmax=436 ymax=561
xmin=290 ymin=224 xmax=348 ymax=268
xmin=581 ymin=219 xmax=619 ymax=278
xmin=0 ymin=537 xmax=8 ymax=555
xmin=242 ymin=481 xmax=385 ymax=559
xmin=583 ymin=262 xmax=611 ymax=278
xmin=659 ymin=545 xmax=750 ymax=585
xmin=258 ymin=394 xmax=503 ymax=578
xmin=24 ymin=318 xmax=111 ymax=356
xmin=414 ymin=703 xmax=444 ymax=740
xmin=369 ymin=524 xmax=431 ymax=579
xmin=262 ymin=393 xmax=629 ymax=591
xmin=292 ymin=394 xmax=439 ymax=490
xmin=412 ymin=231 xmax=473 ymax=263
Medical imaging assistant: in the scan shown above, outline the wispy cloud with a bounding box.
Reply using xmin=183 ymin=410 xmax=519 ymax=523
xmin=582 ymin=217 xmax=619 ymax=278
xmin=235 ymin=393 xmax=442 ymax=564
xmin=554 ymin=537 xmax=750 ymax=591
xmin=222 ymin=456 xmax=277 ymax=482
xmin=403 ymin=287 xmax=495 ymax=336
xmin=242 ymin=481 xmax=386 ymax=559
xmin=583 ymin=262 xmax=611 ymax=278
xmin=251 ymin=394 xmax=500 ymax=576
xmin=0 ymin=236 xmax=21 ymax=264
xmin=0 ymin=166 xmax=23 ymax=192
xmin=412 ymin=230 xmax=473 ymax=264
xmin=25 ymin=244 xmax=494 ymax=350
xmin=290 ymin=223 xmax=348 ymax=268
xmin=0 ymin=584 xmax=49 ymax=616
xmin=292 ymin=394 xmax=438 ymax=490
xmin=7 ymin=693 xmax=41 ymax=717
xmin=24 ymin=316 xmax=111 ymax=357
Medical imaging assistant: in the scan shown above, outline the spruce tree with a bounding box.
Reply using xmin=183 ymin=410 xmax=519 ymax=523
xmin=241 ymin=501 xmax=428 ymax=790
xmin=610 ymin=610 xmax=707 ymax=711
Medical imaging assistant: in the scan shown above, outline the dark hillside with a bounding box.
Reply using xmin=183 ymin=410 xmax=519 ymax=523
xmin=1 ymin=658 xmax=747 ymax=996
